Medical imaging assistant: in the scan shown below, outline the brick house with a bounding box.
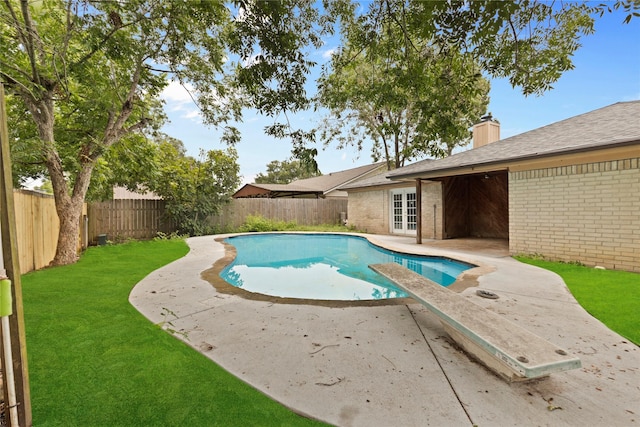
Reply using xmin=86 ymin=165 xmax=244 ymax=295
xmin=341 ymin=101 xmax=640 ymax=272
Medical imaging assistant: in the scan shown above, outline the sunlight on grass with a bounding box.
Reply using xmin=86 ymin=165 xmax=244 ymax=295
xmin=22 ymin=239 xmax=326 ymax=426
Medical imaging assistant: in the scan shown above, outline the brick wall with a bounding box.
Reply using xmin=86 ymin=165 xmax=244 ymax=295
xmin=420 ymin=181 xmax=444 ymax=240
xmin=347 ymin=181 xmax=443 ymax=239
xmin=348 ymin=189 xmax=390 ymax=234
xmin=510 ymin=157 xmax=640 ymax=272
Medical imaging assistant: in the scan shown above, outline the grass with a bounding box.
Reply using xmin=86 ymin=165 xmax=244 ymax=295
xmin=517 ymin=257 xmax=640 ymax=346
xmin=22 ymin=239 xmax=326 ymax=426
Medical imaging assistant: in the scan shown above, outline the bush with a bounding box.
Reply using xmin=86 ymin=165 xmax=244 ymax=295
xmin=238 ymin=214 xmax=297 ymax=232
xmin=154 ymin=231 xmax=187 ymax=241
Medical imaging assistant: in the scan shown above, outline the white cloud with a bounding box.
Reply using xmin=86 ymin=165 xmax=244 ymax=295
xmin=183 ymin=110 xmax=202 ymax=120
xmin=322 ymin=48 xmax=337 ymax=60
xmin=161 ymin=80 xmax=202 ymax=121
xmin=161 ymin=80 xmax=193 ymax=104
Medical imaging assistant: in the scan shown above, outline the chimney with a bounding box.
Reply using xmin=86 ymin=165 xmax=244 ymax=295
xmin=472 ymin=113 xmax=500 ymax=149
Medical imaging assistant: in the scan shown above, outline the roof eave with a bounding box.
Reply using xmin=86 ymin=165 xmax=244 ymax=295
xmin=389 ymin=138 xmax=640 ymax=181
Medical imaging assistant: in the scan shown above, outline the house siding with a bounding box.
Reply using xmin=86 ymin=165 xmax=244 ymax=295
xmin=347 ymin=181 xmax=443 ymax=239
xmin=420 ymin=181 xmax=444 ymax=240
xmin=348 ymin=190 xmax=390 ymax=234
xmin=509 ymin=157 xmax=640 ymax=272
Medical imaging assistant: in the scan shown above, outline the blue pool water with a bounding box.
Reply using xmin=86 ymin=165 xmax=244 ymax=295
xmin=220 ymin=233 xmax=473 ymax=301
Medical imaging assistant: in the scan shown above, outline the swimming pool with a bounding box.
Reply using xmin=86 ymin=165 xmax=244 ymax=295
xmin=220 ymin=233 xmax=473 ymax=301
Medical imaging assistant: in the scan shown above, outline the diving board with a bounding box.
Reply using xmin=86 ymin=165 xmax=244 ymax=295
xmin=369 ymin=263 xmax=581 ymax=382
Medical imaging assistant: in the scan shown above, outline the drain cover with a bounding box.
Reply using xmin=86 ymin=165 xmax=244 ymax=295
xmin=476 ymin=289 xmax=499 ymax=299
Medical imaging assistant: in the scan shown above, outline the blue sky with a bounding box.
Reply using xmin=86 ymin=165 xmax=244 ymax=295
xmin=160 ymin=7 xmax=640 ymax=184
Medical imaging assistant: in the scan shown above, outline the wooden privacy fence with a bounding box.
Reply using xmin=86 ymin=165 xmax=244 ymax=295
xmin=209 ymin=198 xmax=348 ymax=231
xmin=11 ymin=192 xmax=169 ymax=272
xmin=87 ymin=197 xmax=348 ymax=241
xmin=12 ymin=189 xmax=87 ymax=273
xmin=11 ymin=195 xmax=348 ymax=272
xmin=87 ymin=199 xmax=175 ymax=244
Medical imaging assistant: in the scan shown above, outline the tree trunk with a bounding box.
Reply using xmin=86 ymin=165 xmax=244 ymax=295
xmin=25 ymin=94 xmax=88 ymax=266
xmin=49 ymin=163 xmax=94 ymax=266
xmin=52 ymin=198 xmax=83 ymax=265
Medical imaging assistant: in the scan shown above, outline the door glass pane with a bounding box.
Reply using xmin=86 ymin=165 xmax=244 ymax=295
xmin=406 ymin=192 xmax=417 ymax=230
xmin=393 ymin=193 xmax=403 ymax=229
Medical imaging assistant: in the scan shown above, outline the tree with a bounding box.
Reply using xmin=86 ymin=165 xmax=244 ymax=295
xmin=149 ymin=141 xmax=240 ymax=236
xmin=2 ymin=0 xmax=636 ymax=266
xmin=34 ymin=179 xmax=53 ymax=195
xmin=325 ymin=1 xmax=638 ymax=96
xmin=317 ymin=5 xmax=490 ymax=169
xmin=1 ymin=0 xmax=325 ymax=265
xmin=86 ymin=133 xmax=164 ymax=202
xmin=317 ymin=0 xmax=639 ymax=167
xmin=254 ymin=159 xmax=322 ymax=184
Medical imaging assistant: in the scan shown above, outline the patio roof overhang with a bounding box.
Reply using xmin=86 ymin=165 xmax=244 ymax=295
xmin=387 ymin=140 xmax=640 ymax=182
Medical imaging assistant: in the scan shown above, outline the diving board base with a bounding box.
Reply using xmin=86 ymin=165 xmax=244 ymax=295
xmin=369 ymin=263 xmax=581 ymax=382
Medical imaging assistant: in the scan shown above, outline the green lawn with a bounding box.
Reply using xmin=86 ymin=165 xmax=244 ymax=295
xmin=21 ymin=239 xmax=639 ymax=425
xmin=22 ymin=239 xmax=326 ymax=427
xmin=517 ymin=257 xmax=640 ymax=345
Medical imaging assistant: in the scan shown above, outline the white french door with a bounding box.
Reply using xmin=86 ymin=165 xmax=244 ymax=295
xmin=390 ymin=189 xmax=417 ymax=235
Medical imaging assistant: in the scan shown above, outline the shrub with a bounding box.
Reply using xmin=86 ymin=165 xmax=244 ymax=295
xmin=238 ymin=214 xmax=297 ymax=232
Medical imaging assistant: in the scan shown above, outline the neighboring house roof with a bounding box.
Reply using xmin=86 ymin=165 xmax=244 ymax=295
xmin=339 ymin=170 xmax=394 ymax=190
xmin=339 ymin=166 xmax=425 ymax=190
xmin=233 ymin=163 xmax=385 ymax=198
xmin=233 ymin=182 xmax=323 ymax=198
xmin=293 ymin=162 xmax=386 ymax=193
xmin=388 ymin=101 xmax=640 ymax=181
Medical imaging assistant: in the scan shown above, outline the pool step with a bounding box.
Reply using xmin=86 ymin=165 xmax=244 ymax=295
xmin=369 ymin=263 xmax=581 ymax=382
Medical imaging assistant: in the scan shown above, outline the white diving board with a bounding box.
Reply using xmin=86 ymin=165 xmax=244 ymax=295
xmin=369 ymin=263 xmax=581 ymax=382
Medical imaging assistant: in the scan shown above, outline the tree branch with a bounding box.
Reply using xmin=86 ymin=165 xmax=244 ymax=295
xmin=507 ymin=15 xmax=520 ymax=70
xmin=72 ymin=13 xmax=148 ymax=70
xmin=0 ymin=62 xmax=38 ymax=99
xmin=19 ymin=0 xmax=44 ymax=85
xmin=2 ymin=0 xmax=27 ymax=46
xmin=102 ymin=58 xmax=145 ymax=146
xmin=144 ymin=65 xmax=174 ymax=73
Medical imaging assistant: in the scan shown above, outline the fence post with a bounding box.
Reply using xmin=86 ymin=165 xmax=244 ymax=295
xmin=0 ymin=83 xmax=32 ymax=426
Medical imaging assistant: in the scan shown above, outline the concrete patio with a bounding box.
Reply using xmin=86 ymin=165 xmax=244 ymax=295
xmin=129 ymin=234 xmax=639 ymax=426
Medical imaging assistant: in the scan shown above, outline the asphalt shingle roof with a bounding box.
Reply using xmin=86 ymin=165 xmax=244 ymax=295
xmin=388 ymin=101 xmax=640 ymax=180
xmin=233 ymin=163 xmax=385 ymax=197
xmin=290 ymin=162 xmax=385 ymax=192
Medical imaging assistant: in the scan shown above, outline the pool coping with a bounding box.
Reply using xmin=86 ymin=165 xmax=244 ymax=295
xmin=203 ymin=232 xmax=494 ymax=308
xmin=129 ymin=233 xmax=639 ymax=427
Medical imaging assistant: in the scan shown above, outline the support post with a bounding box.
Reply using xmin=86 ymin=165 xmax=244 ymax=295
xmin=0 ymin=83 xmax=32 ymax=426
xmin=415 ymin=179 xmax=422 ymax=244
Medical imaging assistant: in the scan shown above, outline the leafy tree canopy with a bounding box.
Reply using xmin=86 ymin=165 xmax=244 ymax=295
xmin=326 ymin=0 xmax=637 ymax=96
xmin=315 ymin=0 xmax=638 ymax=167
xmin=254 ymin=159 xmax=322 ymax=184
xmin=0 ymin=0 xmax=326 ymax=265
xmin=317 ymin=1 xmax=490 ymax=168
xmin=148 ymin=141 xmax=241 ymax=236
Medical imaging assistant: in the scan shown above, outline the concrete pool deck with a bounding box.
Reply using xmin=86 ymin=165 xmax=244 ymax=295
xmin=129 ymin=234 xmax=639 ymax=426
